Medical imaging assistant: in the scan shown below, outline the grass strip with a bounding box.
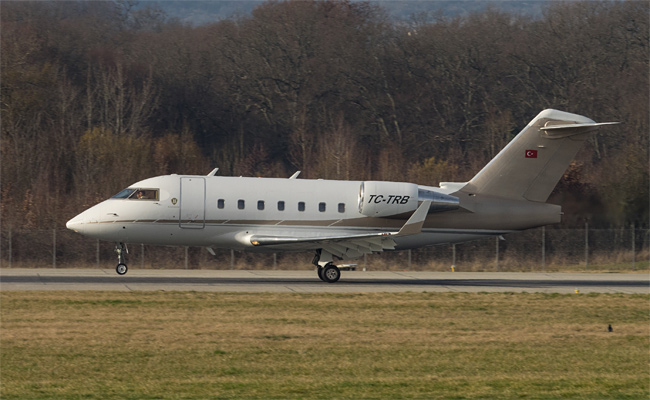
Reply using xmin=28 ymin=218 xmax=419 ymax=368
xmin=1 ymin=291 xmax=648 ymax=399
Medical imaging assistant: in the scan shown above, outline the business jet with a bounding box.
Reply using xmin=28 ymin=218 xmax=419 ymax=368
xmin=66 ymin=109 xmax=617 ymax=282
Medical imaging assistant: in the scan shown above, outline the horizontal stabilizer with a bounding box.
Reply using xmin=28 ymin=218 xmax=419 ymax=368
xmin=540 ymin=122 xmax=619 ymax=138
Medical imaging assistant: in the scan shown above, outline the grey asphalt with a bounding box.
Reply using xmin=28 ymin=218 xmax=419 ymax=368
xmin=1 ymin=268 xmax=648 ymax=294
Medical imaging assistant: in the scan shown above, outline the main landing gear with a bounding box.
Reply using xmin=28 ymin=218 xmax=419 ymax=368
xmin=313 ymin=250 xmax=341 ymax=283
xmin=115 ymin=242 xmax=128 ymax=275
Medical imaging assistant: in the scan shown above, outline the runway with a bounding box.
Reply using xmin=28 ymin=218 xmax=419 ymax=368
xmin=1 ymin=268 xmax=648 ymax=293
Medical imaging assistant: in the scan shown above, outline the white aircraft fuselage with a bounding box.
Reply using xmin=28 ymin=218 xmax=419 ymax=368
xmin=66 ymin=175 xmax=558 ymax=248
xmin=67 ymin=109 xmax=618 ymax=281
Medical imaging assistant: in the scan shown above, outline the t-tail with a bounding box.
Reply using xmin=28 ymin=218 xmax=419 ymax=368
xmin=460 ymin=109 xmax=618 ymax=202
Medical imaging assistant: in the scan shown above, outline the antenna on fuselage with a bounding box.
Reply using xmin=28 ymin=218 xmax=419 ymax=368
xmin=289 ymin=171 xmax=301 ymax=179
xmin=207 ymin=168 xmax=219 ymax=177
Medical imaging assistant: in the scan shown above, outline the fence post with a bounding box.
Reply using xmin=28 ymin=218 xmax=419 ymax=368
xmin=541 ymin=226 xmax=546 ymax=272
xmin=407 ymin=249 xmax=412 ymax=269
xmin=363 ymin=253 xmax=367 ymax=271
xmin=52 ymin=228 xmax=57 ymax=269
xmin=230 ymin=249 xmax=235 ymax=270
xmin=273 ymin=253 xmax=277 ymax=270
xmin=8 ymin=228 xmax=11 ymax=268
xmin=495 ymin=236 xmax=499 ymax=272
xmin=141 ymin=243 xmax=145 ymax=268
xmin=584 ymin=222 xmax=589 ymax=270
xmin=96 ymin=239 xmax=100 ymax=268
xmin=184 ymin=246 xmax=189 ymax=270
xmin=632 ymin=223 xmax=635 ymax=271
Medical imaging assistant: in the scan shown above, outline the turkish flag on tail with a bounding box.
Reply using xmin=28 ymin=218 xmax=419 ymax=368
xmin=525 ymin=150 xmax=538 ymax=158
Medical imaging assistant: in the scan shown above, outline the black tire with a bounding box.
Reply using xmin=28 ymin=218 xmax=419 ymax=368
xmin=116 ymin=263 xmax=128 ymax=275
xmin=321 ymin=264 xmax=340 ymax=283
xmin=317 ymin=266 xmax=325 ymax=281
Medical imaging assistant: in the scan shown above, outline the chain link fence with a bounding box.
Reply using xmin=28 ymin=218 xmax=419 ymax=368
xmin=0 ymin=226 xmax=648 ymax=272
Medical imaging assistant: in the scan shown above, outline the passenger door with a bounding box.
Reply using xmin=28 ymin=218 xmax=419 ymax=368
xmin=179 ymin=177 xmax=205 ymax=229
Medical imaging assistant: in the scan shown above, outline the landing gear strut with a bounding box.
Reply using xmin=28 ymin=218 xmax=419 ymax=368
xmin=313 ymin=250 xmax=341 ymax=283
xmin=115 ymin=242 xmax=128 ymax=275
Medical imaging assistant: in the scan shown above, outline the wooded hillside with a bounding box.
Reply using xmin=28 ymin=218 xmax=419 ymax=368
xmin=2 ymin=0 xmax=648 ymax=229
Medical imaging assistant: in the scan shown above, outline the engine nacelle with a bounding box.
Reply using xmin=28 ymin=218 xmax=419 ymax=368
xmin=418 ymin=188 xmax=460 ymax=213
xmin=358 ymin=181 xmax=419 ymax=217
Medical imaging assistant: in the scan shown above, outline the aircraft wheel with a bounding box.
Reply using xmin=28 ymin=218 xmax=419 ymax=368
xmin=317 ymin=266 xmax=325 ymax=281
xmin=116 ymin=263 xmax=128 ymax=275
xmin=321 ymin=264 xmax=340 ymax=283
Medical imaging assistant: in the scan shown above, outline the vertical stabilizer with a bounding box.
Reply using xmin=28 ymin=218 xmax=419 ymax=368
xmin=462 ymin=109 xmax=617 ymax=202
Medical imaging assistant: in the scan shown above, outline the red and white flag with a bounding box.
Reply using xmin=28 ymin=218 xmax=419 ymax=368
xmin=525 ymin=150 xmax=538 ymax=158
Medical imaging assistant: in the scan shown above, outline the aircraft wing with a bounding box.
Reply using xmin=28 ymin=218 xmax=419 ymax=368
xmin=248 ymin=200 xmax=431 ymax=259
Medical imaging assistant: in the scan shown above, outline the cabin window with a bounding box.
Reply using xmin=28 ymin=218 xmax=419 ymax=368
xmin=298 ymin=202 xmax=305 ymax=212
xmin=338 ymin=203 xmax=345 ymax=213
xmin=319 ymin=202 xmax=326 ymax=212
xmin=278 ymin=201 xmax=285 ymax=211
xmin=257 ymin=200 xmax=265 ymax=210
xmin=238 ymin=199 xmax=245 ymax=210
xmin=217 ymin=199 xmax=225 ymax=209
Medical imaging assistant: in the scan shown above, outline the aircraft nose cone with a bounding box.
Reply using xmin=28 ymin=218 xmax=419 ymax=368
xmin=66 ymin=217 xmax=85 ymax=233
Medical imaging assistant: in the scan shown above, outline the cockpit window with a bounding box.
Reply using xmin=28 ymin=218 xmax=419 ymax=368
xmin=112 ymin=188 xmax=136 ymax=199
xmin=131 ymin=189 xmax=159 ymax=200
xmin=111 ymin=188 xmax=159 ymax=201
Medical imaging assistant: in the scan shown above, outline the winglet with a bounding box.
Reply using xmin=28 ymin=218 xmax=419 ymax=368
xmin=395 ymin=200 xmax=431 ymax=237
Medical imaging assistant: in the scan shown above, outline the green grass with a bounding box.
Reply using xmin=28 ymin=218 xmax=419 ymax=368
xmin=1 ymin=291 xmax=648 ymax=399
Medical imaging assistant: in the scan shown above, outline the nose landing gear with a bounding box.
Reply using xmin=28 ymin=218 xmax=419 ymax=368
xmin=116 ymin=263 xmax=128 ymax=275
xmin=115 ymin=243 xmax=128 ymax=275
